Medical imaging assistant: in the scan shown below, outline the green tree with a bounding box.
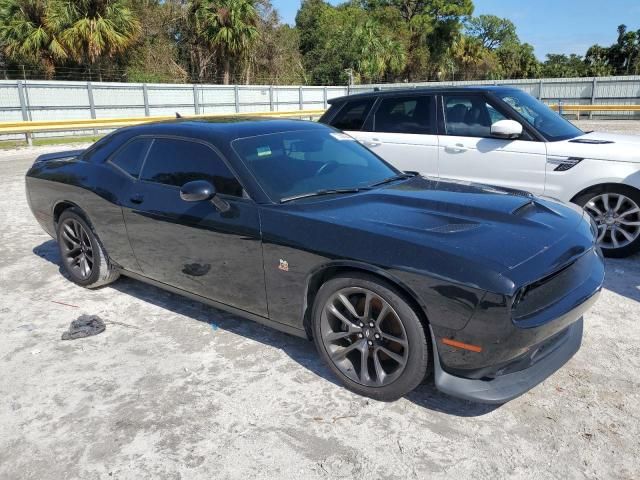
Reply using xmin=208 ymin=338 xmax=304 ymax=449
xmin=0 ymin=0 xmax=67 ymax=77
xmin=252 ymin=3 xmax=305 ymax=84
xmin=193 ymin=0 xmax=259 ymax=84
xmin=496 ymin=41 xmax=540 ymax=79
xmin=608 ymin=24 xmax=639 ymax=74
xmin=363 ymin=0 xmax=474 ymax=80
xmin=126 ymin=0 xmax=187 ymax=83
xmin=584 ymin=44 xmax=613 ymax=77
xmin=541 ymin=53 xmax=586 ymax=78
xmin=450 ymin=34 xmax=499 ymax=80
xmin=466 ymin=14 xmax=517 ymax=50
xmin=48 ymin=0 xmax=140 ymax=73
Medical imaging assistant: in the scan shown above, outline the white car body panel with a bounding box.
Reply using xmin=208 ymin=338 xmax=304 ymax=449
xmin=547 ymin=132 xmax=640 ymax=164
xmin=437 ymin=135 xmax=547 ymax=196
xmin=352 ymin=130 xmax=640 ymax=204
xmin=346 ymin=130 xmax=439 ymax=177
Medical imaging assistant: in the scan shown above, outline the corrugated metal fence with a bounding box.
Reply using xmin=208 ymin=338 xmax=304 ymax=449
xmin=1 ymin=75 xmax=640 ymax=139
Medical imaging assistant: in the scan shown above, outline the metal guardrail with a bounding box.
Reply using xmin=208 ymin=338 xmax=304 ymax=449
xmin=2 ymin=103 xmax=638 ymax=144
xmin=550 ymin=104 xmax=640 ymax=119
xmin=0 ymin=109 xmax=326 ymax=142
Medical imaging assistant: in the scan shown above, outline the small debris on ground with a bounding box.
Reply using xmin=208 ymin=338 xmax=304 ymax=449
xmin=61 ymin=315 xmax=106 ymax=340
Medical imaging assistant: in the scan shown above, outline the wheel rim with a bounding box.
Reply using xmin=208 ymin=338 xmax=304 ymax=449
xmin=60 ymin=218 xmax=94 ymax=280
xmin=320 ymin=287 xmax=409 ymax=387
xmin=584 ymin=193 xmax=640 ymax=250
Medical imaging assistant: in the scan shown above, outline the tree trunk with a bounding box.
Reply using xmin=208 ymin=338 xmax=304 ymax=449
xmin=224 ymin=58 xmax=230 ymax=85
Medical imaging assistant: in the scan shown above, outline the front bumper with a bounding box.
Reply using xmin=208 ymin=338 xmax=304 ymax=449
xmin=430 ymin=309 xmax=591 ymax=404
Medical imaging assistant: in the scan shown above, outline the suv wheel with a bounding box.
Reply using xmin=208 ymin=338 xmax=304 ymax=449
xmin=575 ymin=186 xmax=640 ymax=258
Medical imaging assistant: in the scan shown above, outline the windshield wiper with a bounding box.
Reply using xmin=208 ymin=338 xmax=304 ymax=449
xmin=368 ymin=172 xmax=417 ymax=188
xmin=280 ymin=187 xmax=370 ymax=203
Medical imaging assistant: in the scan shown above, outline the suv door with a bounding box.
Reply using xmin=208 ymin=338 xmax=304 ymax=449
xmin=121 ymin=136 xmax=268 ymax=317
xmin=438 ymin=93 xmax=547 ymax=195
xmin=350 ymin=94 xmax=438 ymax=175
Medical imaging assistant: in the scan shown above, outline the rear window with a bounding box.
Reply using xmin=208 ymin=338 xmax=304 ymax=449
xmin=109 ymin=138 xmax=152 ymax=178
xmin=373 ymin=96 xmax=435 ymax=134
xmin=330 ymin=99 xmax=375 ymax=131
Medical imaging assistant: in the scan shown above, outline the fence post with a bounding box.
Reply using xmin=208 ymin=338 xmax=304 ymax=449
xmin=538 ymin=79 xmax=544 ymax=100
xmin=142 ymin=84 xmax=150 ymax=117
xmin=87 ymin=82 xmax=97 ymax=119
xmin=590 ymin=77 xmax=598 ymax=120
xmin=234 ymin=85 xmax=240 ymax=113
xmin=16 ymin=80 xmax=32 ymax=146
xmin=269 ymin=85 xmax=274 ymax=112
xmin=87 ymin=82 xmax=98 ymax=136
xmin=193 ymin=84 xmax=200 ymax=115
xmin=323 ymin=87 xmax=328 ymax=110
xmin=299 ymin=86 xmax=304 ymax=111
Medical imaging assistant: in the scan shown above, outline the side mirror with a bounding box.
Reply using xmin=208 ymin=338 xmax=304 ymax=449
xmin=491 ymin=119 xmax=523 ymax=139
xmin=180 ymin=180 xmax=231 ymax=213
xmin=180 ymin=180 xmax=216 ymax=202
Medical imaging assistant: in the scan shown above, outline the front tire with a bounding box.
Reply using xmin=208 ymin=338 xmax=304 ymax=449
xmin=56 ymin=208 xmax=119 ymax=288
xmin=312 ymin=273 xmax=430 ymax=401
xmin=574 ymin=185 xmax=640 ymax=258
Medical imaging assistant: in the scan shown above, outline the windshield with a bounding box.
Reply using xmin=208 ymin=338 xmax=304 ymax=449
xmin=497 ymin=90 xmax=584 ymax=141
xmin=232 ymin=129 xmax=399 ymax=202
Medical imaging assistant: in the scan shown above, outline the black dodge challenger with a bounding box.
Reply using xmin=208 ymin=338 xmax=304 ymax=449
xmin=25 ymin=118 xmax=604 ymax=403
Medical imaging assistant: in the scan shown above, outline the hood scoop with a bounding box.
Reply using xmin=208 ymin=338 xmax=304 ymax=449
xmin=569 ymin=138 xmax=614 ymax=145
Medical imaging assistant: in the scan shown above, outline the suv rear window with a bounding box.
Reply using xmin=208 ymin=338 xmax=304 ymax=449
xmin=330 ymin=99 xmax=374 ymax=131
xmin=373 ymin=96 xmax=435 ymax=134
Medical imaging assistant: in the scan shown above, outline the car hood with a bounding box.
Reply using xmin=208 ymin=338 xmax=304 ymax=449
xmin=288 ymin=177 xmax=593 ymax=285
xmin=547 ymin=131 xmax=640 ymax=163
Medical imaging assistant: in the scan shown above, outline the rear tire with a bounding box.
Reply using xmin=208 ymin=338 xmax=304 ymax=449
xmin=574 ymin=185 xmax=640 ymax=258
xmin=311 ymin=273 xmax=430 ymax=401
xmin=56 ymin=208 xmax=119 ymax=288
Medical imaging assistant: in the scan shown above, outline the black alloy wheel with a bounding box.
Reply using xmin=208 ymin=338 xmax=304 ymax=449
xmin=312 ymin=273 xmax=430 ymax=401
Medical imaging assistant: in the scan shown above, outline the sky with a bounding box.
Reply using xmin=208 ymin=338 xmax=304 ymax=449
xmin=271 ymin=0 xmax=640 ymax=60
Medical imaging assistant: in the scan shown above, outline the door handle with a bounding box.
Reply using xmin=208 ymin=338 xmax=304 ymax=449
xmin=130 ymin=193 xmax=144 ymax=204
xmin=444 ymin=143 xmax=468 ymax=153
xmin=361 ymin=139 xmax=381 ymax=148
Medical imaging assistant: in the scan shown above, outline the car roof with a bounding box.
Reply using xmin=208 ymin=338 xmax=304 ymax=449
xmin=115 ymin=117 xmax=327 ymax=143
xmin=328 ymin=85 xmax=521 ymax=104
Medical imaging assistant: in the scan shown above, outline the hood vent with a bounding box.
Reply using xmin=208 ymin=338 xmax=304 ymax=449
xmin=547 ymin=156 xmax=584 ymax=171
xmin=425 ymin=223 xmax=480 ymax=234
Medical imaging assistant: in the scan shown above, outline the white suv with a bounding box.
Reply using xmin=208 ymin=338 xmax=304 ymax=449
xmin=320 ymin=87 xmax=640 ymax=257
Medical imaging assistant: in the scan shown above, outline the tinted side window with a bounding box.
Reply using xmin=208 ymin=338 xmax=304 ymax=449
xmin=141 ymin=138 xmax=243 ymax=196
xmin=374 ymin=96 xmax=435 ymax=134
xmin=330 ymin=99 xmax=375 ymax=131
xmin=444 ymin=95 xmax=503 ymax=138
xmin=109 ymin=138 xmax=152 ymax=177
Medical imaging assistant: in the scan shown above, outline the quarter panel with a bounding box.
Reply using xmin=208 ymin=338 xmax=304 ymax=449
xmin=26 ymin=160 xmax=140 ymax=271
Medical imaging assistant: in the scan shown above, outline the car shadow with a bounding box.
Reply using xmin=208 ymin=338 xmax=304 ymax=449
xmin=33 ymin=239 xmax=498 ymax=417
xmin=601 ymin=252 xmax=640 ymax=303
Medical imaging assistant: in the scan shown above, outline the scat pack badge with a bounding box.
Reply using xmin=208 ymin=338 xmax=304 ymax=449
xmin=278 ymin=259 xmax=289 ymax=272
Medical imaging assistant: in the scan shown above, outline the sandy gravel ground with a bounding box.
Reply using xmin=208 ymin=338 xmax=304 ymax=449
xmin=1 ymin=132 xmax=639 ymax=480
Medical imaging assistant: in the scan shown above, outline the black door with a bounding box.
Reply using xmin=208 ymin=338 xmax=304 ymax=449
xmin=122 ymin=136 xmax=268 ymax=317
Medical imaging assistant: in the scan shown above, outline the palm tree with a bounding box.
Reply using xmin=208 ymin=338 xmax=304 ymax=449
xmin=194 ymin=0 xmax=259 ymax=84
xmin=0 ymin=0 xmax=67 ymax=78
xmin=354 ymin=19 xmax=405 ymax=84
xmin=48 ymin=0 xmax=140 ymax=70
